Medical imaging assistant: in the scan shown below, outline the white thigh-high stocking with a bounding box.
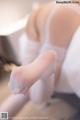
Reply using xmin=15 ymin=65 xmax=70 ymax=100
xmin=30 ymin=43 xmax=57 ymax=104
xmin=9 ymin=50 xmax=56 ymax=95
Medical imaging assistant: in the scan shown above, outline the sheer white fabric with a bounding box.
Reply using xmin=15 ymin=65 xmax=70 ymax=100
xmin=9 ymin=4 xmax=80 ymax=103
xmin=30 ymin=5 xmax=66 ymax=104
xmin=57 ymin=26 xmax=80 ymax=96
xmin=9 ymin=33 xmax=41 ymax=94
xmin=19 ymin=33 xmax=41 ymax=65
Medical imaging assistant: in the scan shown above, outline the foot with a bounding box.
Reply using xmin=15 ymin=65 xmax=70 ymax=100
xmin=9 ymin=50 xmax=56 ymax=94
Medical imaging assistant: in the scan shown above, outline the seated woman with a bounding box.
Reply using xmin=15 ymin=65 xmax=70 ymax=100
xmin=25 ymin=2 xmax=80 ymax=103
xmin=0 ymin=2 xmax=80 ymax=119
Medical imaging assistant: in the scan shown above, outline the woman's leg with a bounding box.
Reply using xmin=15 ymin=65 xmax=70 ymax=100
xmin=0 ymin=94 xmax=29 ymax=119
xmin=0 ymin=50 xmax=56 ymax=119
xmin=9 ymin=50 xmax=56 ymax=94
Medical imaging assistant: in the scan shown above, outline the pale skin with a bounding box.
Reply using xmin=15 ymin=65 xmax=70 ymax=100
xmin=0 ymin=50 xmax=56 ymax=119
xmin=0 ymin=2 xmax=80 ymax=118
xmin=27 ymin=3 xmax=80 ymax=46
xmin=26 ymin=3 xmax=80 ymax=80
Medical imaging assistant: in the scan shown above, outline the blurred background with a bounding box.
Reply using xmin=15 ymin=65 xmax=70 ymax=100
xmin=0 ymin=0 xmax=76 ymax=120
